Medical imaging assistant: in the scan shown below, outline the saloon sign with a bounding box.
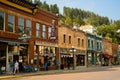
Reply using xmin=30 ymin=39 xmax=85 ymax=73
xmin=50 ymin=20 xmax=56 ymax=40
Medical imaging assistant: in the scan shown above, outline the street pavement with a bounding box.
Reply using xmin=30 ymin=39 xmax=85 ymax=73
xmin=0 ymin=65 xmax=120 ymax=80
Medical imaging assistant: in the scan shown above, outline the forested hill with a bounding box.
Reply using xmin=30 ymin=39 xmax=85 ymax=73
xmin=29 ymin=0 xmax=110 ymax=26
xmin=29 ymin=0 xmax=120 ymax=44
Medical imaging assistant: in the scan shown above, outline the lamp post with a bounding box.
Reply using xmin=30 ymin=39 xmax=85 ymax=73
xmin=70 ymin=46 xmax=76 ymax=70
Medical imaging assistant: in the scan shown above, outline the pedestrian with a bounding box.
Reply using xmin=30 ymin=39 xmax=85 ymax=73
xmin=9 ymin=60 xmax=14 ymax=75
xmin=67 ymin=60 xmax=70 ymax=70
xmin=13 ymin=60 xmax=19 ymax=75
xmin=44 ymin=56 xmax=49 ymax=71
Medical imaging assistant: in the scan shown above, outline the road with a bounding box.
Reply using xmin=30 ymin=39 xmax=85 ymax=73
xmin=3 ymin=67 xmax=120 ymax=80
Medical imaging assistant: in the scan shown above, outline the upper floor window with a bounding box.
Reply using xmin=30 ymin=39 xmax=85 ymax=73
xmin=97 ymin=42 xmax=99 ymax=50
xmin=48 ymin=26 xmax=51 ymax=38
xmin=8 ymin=14 xmax=14 ymax=32
xmin=26 ymin=19 xmax=31 ymax=36
xmin=91 ymin=40 xmax=94 ymax=48
xmin=69 ymin=36 xmax=71 ymax=44
xmin=42 ymin=25 xmax=46 ymax=39
xmin=78 ymin=38 xmax=80 ymax=46
xmin=36 ymin=23 xmax=41 ymax=38
xmin=88 ymin=39 xmax=90 ymax=48
xmin=0 ymin=11 xmax=4 ymax=30
xmin=100 ymin=42 xmax=102 ymax=50
xmin=82 ymin=39 xmax=84 ymax=47
xmin=18 ymin=17 xmax=24 ymax=34
xmin=63 ymin=34 xmax=66 ymax=43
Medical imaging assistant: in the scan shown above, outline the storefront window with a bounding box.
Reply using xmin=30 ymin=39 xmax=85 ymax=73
xmin=18 ymin=17 xmax=24 ymax=34
xmin=0 ymin=11 xmax=4 ymax=30
xmin=8 ymin=14 xmax=14 ymax=32
xmin=8 ymin=45 xmax=18 ymax=54
xmin=38 ymin=46 xmax=56 ymax=66
xmin=88 ymin=52 xmax=92 ymax=65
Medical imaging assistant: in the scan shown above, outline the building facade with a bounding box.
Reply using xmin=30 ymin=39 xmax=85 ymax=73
xmin=86 ymin=33 xmax=102 ymax=67
xmin=112 ymin=43 xmax=119 ymax=65
xmin=102 ymin=38 xmax=113 ymax=66
xmin=0 ymin=0 xmax=58 ymax=72
xmin=58 ymin=23 xmax=87 ymax=69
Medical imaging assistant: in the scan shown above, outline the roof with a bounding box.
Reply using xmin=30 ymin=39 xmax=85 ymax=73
xmin=8 ymin=0 xmax=37 ymax=10
xmin=0 ymin=0 xmax=37 ymax=14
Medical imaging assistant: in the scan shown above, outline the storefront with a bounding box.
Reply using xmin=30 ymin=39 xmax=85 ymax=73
xmin=0 ymin=38 xmax=29 ymax=72
xmin=87 ymin=50 xmax=102 ymax=66
xmin=60 ymin=48 xmax=72 ymax=69
xmin=35 ymin=41 xmax=58 ymax=71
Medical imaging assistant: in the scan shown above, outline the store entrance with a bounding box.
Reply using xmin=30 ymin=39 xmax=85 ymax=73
xmin=0 ymin=42 xmax=7 ymax=67
xmin=13 ymin=55 xmax=19 ymax=62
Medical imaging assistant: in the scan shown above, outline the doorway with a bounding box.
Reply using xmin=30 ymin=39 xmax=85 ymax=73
xmin=13 ymin=55 xmax=19 ymax=62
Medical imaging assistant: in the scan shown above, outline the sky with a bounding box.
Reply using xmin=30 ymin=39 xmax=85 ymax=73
xmin=39 ymin=0 xmax=120 ymax=20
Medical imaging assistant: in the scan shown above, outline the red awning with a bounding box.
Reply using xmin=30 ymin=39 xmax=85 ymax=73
xmin=102 ymin=53 xmax=114 ymax=58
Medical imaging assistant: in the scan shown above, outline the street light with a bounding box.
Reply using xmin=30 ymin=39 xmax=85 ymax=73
xmin=70 ymin=46 xmax=76 ymax=70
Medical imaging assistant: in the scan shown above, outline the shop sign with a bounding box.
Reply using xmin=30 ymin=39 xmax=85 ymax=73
xmin=35 ymin=41 xmax=58 ymax=47
xmin=8 ymin=42 xmax=19 ymax=46
xmin=50 ymin=20 xmax=56 ymax=40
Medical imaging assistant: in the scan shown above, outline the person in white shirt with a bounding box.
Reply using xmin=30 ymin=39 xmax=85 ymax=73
xmin=13 ymin=60 xmax=19 ymax=74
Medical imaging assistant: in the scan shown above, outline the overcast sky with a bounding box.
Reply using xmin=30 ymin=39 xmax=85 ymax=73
xmin=39 ymin=0 xmax=120 ymax=20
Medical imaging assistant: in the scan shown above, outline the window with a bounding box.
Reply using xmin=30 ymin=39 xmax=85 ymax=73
xmin=68 ymin=36 xmax=71 ymax=44
xmin=18 ymin=17 xmax=24 ymax=34
xmin=42 ymin=25 xmax=46 ymax=39
xmin=97 ymin=42 xmax=99 ymax=50
xmin=48 ymin=26 xmax=51 ymax=38
xmin=63 ymin=34 xmax=66 ymax=43
xmin=0 ymin=11 xmax=4 ymax=30
xmin=100 ymin=42 xmax=102 ymax=50
xmin=26 ymin=19 xmax=31 ymax=36
xmin=8 ymin=14 xmax=14 ymax=32
xmin=88 ymin=39 xmax=90 ymax=48
xmin=36 ymin=23 xmax=41 ymax=38
xmin=82 ymin=39 xmax=84 ymax=47
xmin=78 ymin=38 xmax=80 ymax=46
xmin=91 ymin=40 xmax=94 ymax=48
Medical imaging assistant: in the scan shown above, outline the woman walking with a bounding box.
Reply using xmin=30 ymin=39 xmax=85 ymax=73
xmin=14 ymin=60 xmax=19 ymax=75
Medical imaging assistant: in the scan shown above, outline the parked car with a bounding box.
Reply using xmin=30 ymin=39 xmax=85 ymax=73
xmin=23 ymin=65 xmax=35 ymax=72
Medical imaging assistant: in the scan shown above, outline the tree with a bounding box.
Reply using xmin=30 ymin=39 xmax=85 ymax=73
xmin=34 ymin=0 xmax=42 ymax=8
xmin=50 ymin=4 xmax=59 ymax=14
xmin=42 ymin=1 xmax=50 ymax=11
xmin=65 ymin=16 xmax=72 ymax=26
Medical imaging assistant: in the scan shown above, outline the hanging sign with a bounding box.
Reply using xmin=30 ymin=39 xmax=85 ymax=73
xmin=50 ymin=20 xmax=56 ymax=40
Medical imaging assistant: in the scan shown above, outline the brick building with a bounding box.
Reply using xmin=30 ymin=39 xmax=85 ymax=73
xmin=0 ymin=0 xmax=58 ymax=72
xmin=112 ymin=43 xmax=119 ymax=64
xmin=58 ymin=23 xmax=87 ymax=69
xmin=102 ymin=38 xmax=113 ymax=66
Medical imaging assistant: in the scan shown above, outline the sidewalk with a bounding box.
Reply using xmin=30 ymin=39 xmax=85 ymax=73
xmin=0 ymin=66 xmax=118 ymax=79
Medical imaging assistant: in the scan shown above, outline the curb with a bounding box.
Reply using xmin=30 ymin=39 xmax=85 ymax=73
xmin=0 ymin=66 xmax=119 ymax=79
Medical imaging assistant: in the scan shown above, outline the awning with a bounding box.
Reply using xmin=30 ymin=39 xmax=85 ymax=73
xmin=0 ymin=38 xmax=28 ymax=45
xmin=60 ymin=48 xmax=69 ymax=53
xmin=102 ymin=53 xmax=114 ymax=58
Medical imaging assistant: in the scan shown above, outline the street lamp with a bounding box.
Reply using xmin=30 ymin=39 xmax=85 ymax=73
xmin=34 ymin=53 xmax=39 ymax=72
xmin=70 ymin=46 xmax=76 ymax=70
